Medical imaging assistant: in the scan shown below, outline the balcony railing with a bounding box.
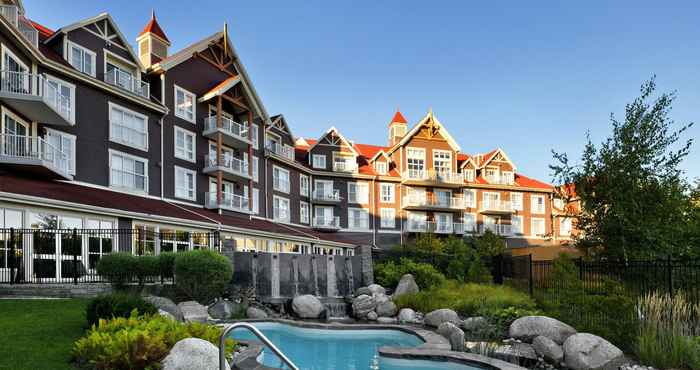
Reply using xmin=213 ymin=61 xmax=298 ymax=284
xmin=311 ymin=189 xmax=340 ymax=202
xmin=273 ymin=177 xmax=290 ymax=193
xmin=333 ymin=161 xmax=358 ymax=173
xmin=204 ymin=154 xmax=249 ymax=178
xmin=480 ymin=199 xmax=514 ymax=213
xmin=265 ymin=142 xmax=295 ymax=161
xmin=104 ymin=68 xmax=149 ymax=98
xmin=313 ymin=216 xmax=340 ymax=229
xmin=205 ymin=191 xmax=250 ymax=213
xmin=0 ymin=133 xmax=70 ymax=176
xmin=484 ymin=174 xmax=515 ymax=185
xmin=403 ymin=194 xmax=464 ymax=209
xmin=0 ymin=5 xmax=38 ymax=48
xmin=0 ymin=70 xmax=72 ymax=123
xmin=203 ymin=116 xmax=249 ymax=143
xmin=479 ymin=224 xmax=512 ymax=236
xmin=403 ymin=170 xmax=464 ymax=184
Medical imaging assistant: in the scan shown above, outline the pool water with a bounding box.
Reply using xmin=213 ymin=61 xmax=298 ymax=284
xmin=229 ymin=322 xmax=482 ymax=370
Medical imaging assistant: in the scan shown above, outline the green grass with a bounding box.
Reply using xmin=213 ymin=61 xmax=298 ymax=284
xmin=0 ymin=298 xmax=88 ymax=370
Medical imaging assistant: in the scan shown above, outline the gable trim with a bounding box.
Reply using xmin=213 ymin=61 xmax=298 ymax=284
xmin=387 ymin=111 xmax=461 ymax=155
xmin=307 ymin=127 xmax=359 ymax=157
xmin=479 ymin=148 xmax=516 ymax=170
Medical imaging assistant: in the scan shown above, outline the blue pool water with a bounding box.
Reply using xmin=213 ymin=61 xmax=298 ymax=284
xmin=229 ymin=322 xmax=483 ymax=370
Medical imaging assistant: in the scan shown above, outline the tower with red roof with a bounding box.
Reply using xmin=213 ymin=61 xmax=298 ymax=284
xmin=136 ymin=10 xmax=171 ymax=68
xmin=388 ymin=110 xmax=408 ymax=146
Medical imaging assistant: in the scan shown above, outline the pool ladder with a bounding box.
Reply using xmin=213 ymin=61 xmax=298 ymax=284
xmin=220 ymin=322 xmax=300 ymax=370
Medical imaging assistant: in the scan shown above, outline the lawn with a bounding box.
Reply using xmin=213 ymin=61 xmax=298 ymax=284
xmin=0 ymin=298 xmax=88 ymax=370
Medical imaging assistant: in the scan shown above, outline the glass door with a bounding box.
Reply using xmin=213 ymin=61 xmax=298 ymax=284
xmin=58 ymin=216 xmax=83 ymax=280
xmin=435 ymin=213 xmax=452 ymax=233
xmin=3 ymin=115 xmax=28 ymax=157
xmin=483 ymin=215 xmax=499 ymax=233
xmin=86 ymin=220 xmax=113 ymax=272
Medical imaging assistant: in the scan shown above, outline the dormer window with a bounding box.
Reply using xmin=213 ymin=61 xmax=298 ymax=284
xmin=374 ymin=161 xmax=387 ymax=175
xmin=464 ymin=169 xmax=475 ymax=182
xmin=333 ymin=152 xmax=356 ymax=173
xmin=392 ymin=125 xmax=406 ymax=138
xmin=67 ymin=41 xmax=95 ymax=77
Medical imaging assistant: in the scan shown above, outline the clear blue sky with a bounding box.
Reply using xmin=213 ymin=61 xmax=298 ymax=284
xmin=26 ymin=0 xmax=699 ymax=183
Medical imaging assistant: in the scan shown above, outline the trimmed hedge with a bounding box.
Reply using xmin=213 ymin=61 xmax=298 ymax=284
xmin=86 ymin=293 xmax=157 ymax=327
xmin=374 ymin=257 xmax=446 ymax=290
xmin=174 ymin=249 xmax=233 ymax=303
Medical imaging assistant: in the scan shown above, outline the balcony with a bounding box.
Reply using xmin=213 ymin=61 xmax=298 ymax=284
xmin=402 ymin=170 xmax=464 ymax=188
xmin=0 ymin=70 xmax=73 ymax=126
xmin=479 ymin=200 xmax=515 ymax=214
xmin=0 ymin=5 xmax=38 ymax=48
xmin=405 ymin=221 xmax=466 ymax=234
xmin=484 ymin=174 xmax=515 ymax=185
xmin=479 ymin=224 xmax=512 ymax=236
xmin=104 ymin=69 xmax=149 ymax=99
xmin=202 ymin=154 xmax=250 ymax=181
xmin=312 ymin=216 xmax=340 ymax=231
xmin=402 ymin=194 xmax=464 ymax=210
xmin=333 ymin=161 xmax=358 ymax=173
xmin=202 ymin=116 xmax=250 ymax=149
xmin=0 ymin=134 xmax=72 ymax=180
xmin=311 ymin=189 xmax=341 ymax=203
xmin=205 ymin=191 xmax=251 ymax=213
xmin=264 ymin=142 xmax=295 ymax=162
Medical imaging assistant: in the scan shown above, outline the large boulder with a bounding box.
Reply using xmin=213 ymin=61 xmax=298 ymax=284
xmin=436 ymin=322 xmax=465 ymax=352
xmin=367 ymin=311 xmax=378 ymax=321
xmin=393 ymin=274 xmax=419 ymax=298
xmin=462 ymin=317 xmax=489 ymax=332
xmin=509 ymin=316 xmax=577 ymax=344
xmin=355 ymin=286 xmax=372 ymax=297
xmin=374 ymin=293 xmax=390 ymax=304
xmin=376 ymin=301 xmax=398 ymax=317
xmin=246 ymin=306 xmax=268 ymax=319
xmin=533 ymin=335 xmax=564 ymax=365
xmin=291 ymin=295 xmax=325 ymax=319
xmin=398 ymin=308 xmax=416 ymax=323
xmin=424 ymin=309 xmax=460 ymax=328
xmin=144 ymin=296 xmax=183 ymax=321
xmin=162 ymin=338 xmax=230 ymax=370
xmin=493 ymin=343 xmax=538 ymax=366
xmin=352 ymin=294 xmax=376 ymax=319
xmin=367 ymin=284 xmax=386 ymax=296
xmin=208 ymin=300 xmax=235 ymax=320
xmin=177 ymin=301 xmax=209 ymax=323
xmin=563 ymin=333 xmax=624 ymax=370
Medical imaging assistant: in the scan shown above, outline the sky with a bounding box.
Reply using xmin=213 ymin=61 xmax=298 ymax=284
xmin=25 ymin=0 xmax=700 ymax=183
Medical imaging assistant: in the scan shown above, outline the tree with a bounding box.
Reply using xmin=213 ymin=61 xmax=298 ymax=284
xmin=551 ymin=77 xmax=695 ymax=260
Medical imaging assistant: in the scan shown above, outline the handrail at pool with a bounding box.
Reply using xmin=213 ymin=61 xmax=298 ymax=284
xmin=219 ymin=322 xmax=299 ymax=370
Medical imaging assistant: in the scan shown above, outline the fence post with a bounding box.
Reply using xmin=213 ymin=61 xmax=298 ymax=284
xmin=72 ymin=228 xmax=78 ymax=285
xmin=528 ymin=253 xmax=534 ymax=297
xmin=9 ymin=228 xmax=15 ymax=285
xmin=667 ymin=255 xmax=673 ymax=296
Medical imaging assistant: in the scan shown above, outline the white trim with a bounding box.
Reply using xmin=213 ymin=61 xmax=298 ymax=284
xmin=173 ymin=126 xmax=196 ymax=163
xmin=272 ymin=194 xmax=291 ymax=222
xmin=299 ymin=200 xmax=310 ymax=224
xmin=379 ymin=183 xmax=395 ymax=203
xmin=108 ymin=101 xmax=149 ymax=151
xmin=312 ymin=154 xmax=326 ymax=169
xmin=66 ymin=40 xmax=96 ymax=77
xmin=510 ymin=192 xmax=523 ymax=211
xmin=531 ymin=217 xmax=546 ymax=237
xmin=45 ymin=128 xmax=77 ymax=175
xmin=531 ymin=194 xmax=546 ymax=214
xmin=388 ymin=111 xmax=461 ymax=154
xmin=174 ymin=84 xmax=196 ymax=123
xmin=379 ymin=207 xmax=395 ymax=228
xmin=307 ymin=126 xmax=359 ymax=156
xmin=44 ymin=73 xmax=77 ymax=124
xmin=272 ymin=165 xmax=291 ymax=194
xmin=463 ymin=188 xmax=477 ymax=208
xmin=478 ymin=148 xmax=517 ymax=171
xmin=108 ymin=149 xmax=149 ymax=195
xmin=347 ymin=207 xmax=370 ymax=230
xmin=299 ymin=174 xmax=309 ymax=197
xmin=174 ymin=165 xmax=196 ymax=201
xmin=347 ymin=181 xmax=369 ymax=204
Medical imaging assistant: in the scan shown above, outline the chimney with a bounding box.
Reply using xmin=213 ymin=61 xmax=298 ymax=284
xmin=388 ymin=110 xmax=408 ymax=146
xmin=136 ymin=10 xmax=170 ymax=68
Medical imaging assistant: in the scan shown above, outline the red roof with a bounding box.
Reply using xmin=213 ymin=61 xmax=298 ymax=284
xmin=515 ymin=173 xmax=553 ymax=189
xmin=388 ymin=110 xmax=407 ymax=126
xmin=139 ymin=12 xmax=170 ymax=43
xmin=29 ymin=20 xmax=53 ymax=38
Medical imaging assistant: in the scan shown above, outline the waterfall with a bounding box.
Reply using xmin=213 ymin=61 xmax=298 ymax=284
xmin=326 ymin=256 xmax=338 ymax=297
xmin=345 ymin=257 xmax=354 ymax=296
xmin=271 ymin=254 xmax=280 ymax=298
xmin=312 ymin=256 xmax=319 ymax=296
xmin=251 ymin=254 xmax=258 ymax=295
xmin=291 ymin=256 xmax=299 ymax=297
xmin=324 ymin=302 xmax=349 ymax=318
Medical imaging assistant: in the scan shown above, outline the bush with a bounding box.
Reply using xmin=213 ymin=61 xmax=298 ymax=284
xmin=374 ymin=258 xmax=446 ymax=290
xmin=134 ymin=255 xmax=160 ymax=285
xmin=159 ymin=252 xmax=177 ymax=279
xmin=86 ymin=293 xmax=157 ymax=327
xmin=72 ymin=311 xmax=235 ymax=370
xmin=96 ymin=253 xmax=136 ymax=287
xmin=174 ymin=249 xmax=233 ymax=303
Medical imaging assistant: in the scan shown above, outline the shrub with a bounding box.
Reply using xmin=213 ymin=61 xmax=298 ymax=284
xmin=86 ymin=293 xmax=157 ymax=327
xmin=478 ymin=306 xmax=541 ymax=333
xmin=134 ymin=255 xmax=160 ymax=285
xmin=96 ymin=253 xmax=137 ymax=288
xmin=174 ymin=249 xmax=233 ymax=303
xmin=374 ymin=258 xmax=446 ymax=290
xmin=159 ymin=252 xmax=177 ymax=279
xmin=72 ymin=311 xmax=235 ymax=370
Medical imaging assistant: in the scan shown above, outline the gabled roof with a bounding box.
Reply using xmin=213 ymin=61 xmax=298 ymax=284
xmin=388 ymin=111 xmax=461 ymax=154
xmin=478 ymin=148 xmax=516 ymax=170
xmin=268 ymin=114 xmax=294 ymax=138
xmin=138 ymin=11 xmax=170 ymax=44
xmin=459 ymin=154 xmax=476 ymax=169
xmin=514 ymin=173 xmax=553 ymax=190
xmin=388 ymin=110 xmax=407 ymax=126
xmin=307 ymin=127 xmax=359 ymax=156
xmin=198 ymin=76 xmax=241 ymax=102
xmin=370 ymin=149 xmax=390 ymax=162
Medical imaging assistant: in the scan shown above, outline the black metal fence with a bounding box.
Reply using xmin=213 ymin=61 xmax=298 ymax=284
xmin=0 ymin=228 xmax=220 ymax=284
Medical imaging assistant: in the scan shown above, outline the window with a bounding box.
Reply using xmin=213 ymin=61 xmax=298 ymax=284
xmin=560 ymin=218 xmax=572 ymax=236
xmin=406 ymin=148 xmax=425 ymax=174
xmin=348 ymin=182 xmax=369 ymax=204
xmin=300 ymin=174 xmax=309 ymax=197
xmin=174 ymin=126 xmax=195 ymax=162
xmin=252 ymin=156 xmax=259 ymax=182
xmin=252 ymin=188 xmax=259 ymax=214
xmin=251 ymin=124 xmax=259 ymax=149
xmin=86 ymin=219 xmax=113 ymax=269
xmin=511 ymin=215 xmax=524 ymax=235
xmin=45 ymin=75 xmax=76 ymax=123
xmin=333 ymin=153 xmax=356 ymax=172
xmin=380 ymin=208 xmax=395 ymax=228
xmin=463 ymin=189 xmax=476 ymax=208
xmin=300 ymin=201 xmax=310 ymax=224
xmin=46 ymin=129 xmax=76 ymax=175
xmin=273 ymin=196 xmax=290 ymax=222
xmin=348 ymin=208 xmax=369 ymax=230
xmin=483 ymin=192 xmax=500 ymax=209
xmin=435 ymin=189 xmax=451 ymax=207
xmin=109 ymin=150 xmax=147 ymax=193
xmin=511 ymin=193 xmax=523 ymax=210
xmin=531 ymin=218 xmax=546 ymax=237
xmin=531 ymin=195 xmax=545 ymax=214
xmin=464 ymin=169 xmax=475 ymax=182
xmin=273 ymin=166 xmax=290 ymax=193
xmin=109 ymin=102 xmax=148 ymax=150
xmin=435 ymin=213 xmax=453 ymax=233
xmin=485 ymin=167 xmax=498 ymax=182
xmin=374 ymin=161 xmax=387 ymax=175
xmin=174 ymin=85 xmax=195 ymax=123
xmin=501 ymin=171 xmax=515 ymax=185
xmin=68 ymin=41 xmax=95 ymax=77
xmin=463 ymin=213 xmax=476 ymax=233
xmin=433 ymin=150 xmax=452 ymax=173
xmin=174 ymin=166 xmax=196 ymax=200
xmin=2 ymin=45 xmax=29 ymax=93
xmin=312 ymin=154 xmax=326 ymax=169
xmin=380 ymin=183 xmax=394 ymax=203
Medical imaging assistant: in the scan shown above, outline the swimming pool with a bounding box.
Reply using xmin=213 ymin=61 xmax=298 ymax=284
xmin=229 ymin=322 xmax=485 ymax=370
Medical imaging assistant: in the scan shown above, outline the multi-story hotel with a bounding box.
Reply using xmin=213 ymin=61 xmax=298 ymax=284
xmin=0 ymin=0 xmax=574 ymax=280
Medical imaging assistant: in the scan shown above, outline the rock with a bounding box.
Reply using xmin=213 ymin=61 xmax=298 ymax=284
xmin=367 ymin=311 xmax=378 ymax=321
xmin=356 ymin=286 xmax=372 ymax=296
xmin=144 ymin=296 xmax=183 ymax=321
xmin=563 ymin=333 xmax=623 ymax=370
xmin=377 ymin=317 xmax=398 ymax=324
xmin=208 ymin=300 xmax=234 ymax=320
xmin=374 ymin=293 xmax=390 ymax=304
xmin=376 ymin=301 xmax=398 ymax=317
xmin=532 ymin=335 xmax=564 ymax=364
xmin=393 ymin=274 xmax=419 ymax=298
xmin=177 ymin=301 xmax=209 ymax=323
xmin=368 ymin=284 xmax=386 ymax=296
xmin=398 ymin=308 xmax=416 ymax=323
xmin=351 ymin=294 xmax=376 ymax=319
xmin=162 ymin=337 xmax=229 ymax=370
xmin=159 ymin=309 xmax=176 ymax=320
xmin=246 ymin=306 xmax=268 ymax=319
xmin=437 ymin=322 xmax=466 ymax=352
xmin=462 ymin=316 xmax=489 ymax=332
xmin=291 ymin=295 xmax=325 ymax=319
xmin=509 ymin=316 xmax=577 ymax=344
xmin=493 ymin=343 xmax=538 ymax=365
xmin=424 ymin=309 xmax=460 ymax=328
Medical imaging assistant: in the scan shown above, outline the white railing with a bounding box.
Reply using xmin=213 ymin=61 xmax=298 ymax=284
xmin=0 ymin=5 xmax=38 ymax=48
xmin=312 ymin=188 xmax=340 ymax=202
xmin=104 ymin=68 xmax=149 ymax=98
xmin=403 ymin=169 xmax=464 ymax=184
xmin=333 ymin=160 xmax=357 ymax=173
xmin=110 ymin=168 xmax=148 ymax=192
xmin=0 ymin=5 xmax=19 ymax=26
xmin=265 ymin=142 xmax=295 ymax=161
xmin=204 ymin=154 xmax=249 ymax=177
xmin=0 ymin=133 xmax=70 ymax=175
xmin=480 ymin=224 xmax=512 ymax=236
xmin=205 ymin=191 xmax=249 ymax=212
xmin=273 ymin=177 xmax=290 ymax=193
xmin=480 ymin=199 xmax=514 ymax=212
xmin=0 ymin=70 xmax=72 ymax=122
xmin=313 ymin=216 xmax=340 ymax=229
xmin=484 ymin=174 xmax=515 ymax=185
xmin=403 ymin=194 xmax=464 ymax=209
xmin=203 ymin=116 xmax=249 ymax=142
xmin=273 ymin=207 xmax=289 ymax=222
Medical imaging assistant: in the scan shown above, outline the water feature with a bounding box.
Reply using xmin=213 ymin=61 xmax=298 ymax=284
xmin=291 ymin=256 xmax=300 ymax=296
xmin=271 ymin=254 xmax=280 ymax=298
xmin=345 ymin=257 xmax=354 ymax=295
xmin=311 ymin=256 xmax=319 ymax=296
xmin=326 ymin=256 xmax=338 ymax=297
xmin=251 ymin=254 xmax=258 ymax=293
